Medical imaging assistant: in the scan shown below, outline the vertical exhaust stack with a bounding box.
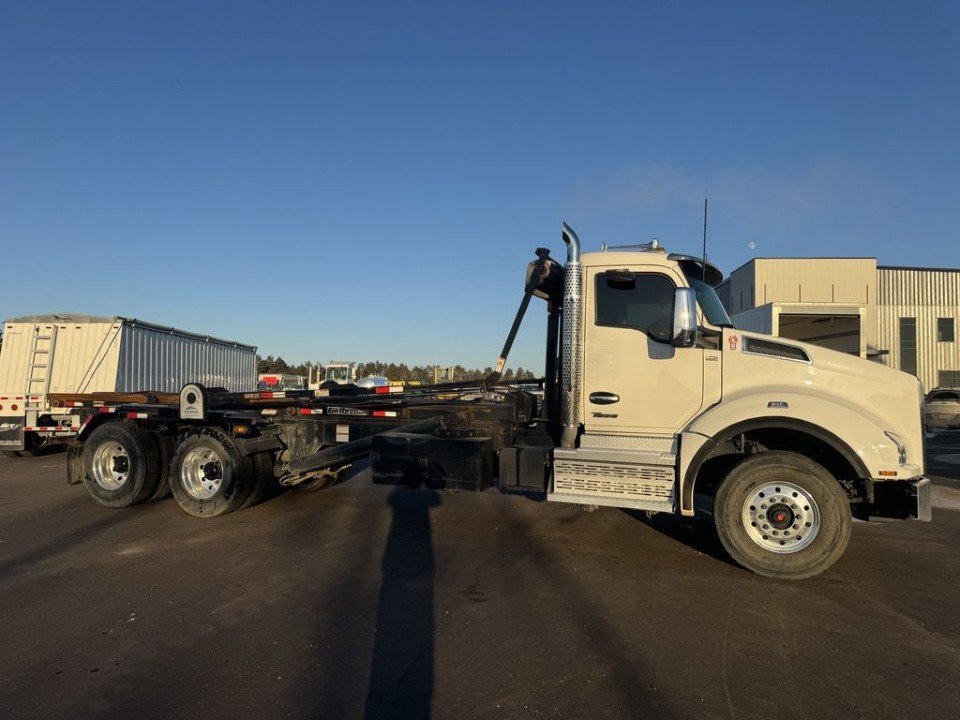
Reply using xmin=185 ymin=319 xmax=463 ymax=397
xmin=560 ymin=222 xmax=582 ymax=448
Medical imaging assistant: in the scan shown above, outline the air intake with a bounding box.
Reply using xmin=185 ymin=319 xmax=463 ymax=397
xmin=742 ymin=337 xmax=810 ymax=363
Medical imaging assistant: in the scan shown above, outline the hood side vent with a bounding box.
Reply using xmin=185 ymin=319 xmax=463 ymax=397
xmin=742 ymin=337 xmax=810 ymax=363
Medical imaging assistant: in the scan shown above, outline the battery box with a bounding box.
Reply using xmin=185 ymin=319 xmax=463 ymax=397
xmin=371 ymin=432 xmax=494 ymax=491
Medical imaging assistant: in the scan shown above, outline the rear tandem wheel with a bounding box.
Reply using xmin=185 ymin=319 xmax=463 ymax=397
xmin=168 ymin=428 xmax=257 ymax=517
xmin=79 ymin=420 xmax=163 ymax=508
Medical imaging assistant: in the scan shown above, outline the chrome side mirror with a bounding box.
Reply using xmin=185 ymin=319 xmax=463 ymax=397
xmin=672 ymin=287 xmax=698 ymax=348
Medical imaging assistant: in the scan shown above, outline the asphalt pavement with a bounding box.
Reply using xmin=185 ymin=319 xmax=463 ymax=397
xmin=1 ymin=436 xmax=959 ymax=720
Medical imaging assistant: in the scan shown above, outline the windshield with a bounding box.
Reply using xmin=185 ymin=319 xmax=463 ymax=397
xmin=684 ymin=273 xmax=733 ymax=327
xmin=326 ymin=366 xmax=349 ymax=382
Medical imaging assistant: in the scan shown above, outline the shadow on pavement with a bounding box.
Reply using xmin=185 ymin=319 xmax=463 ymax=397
xmin=364 ymin=487 xmax=440 ymax=720
xmin=622 ymin=503 xmax=739 ymax=569
xmin=0 ymin=511 xmax=128 ymax=584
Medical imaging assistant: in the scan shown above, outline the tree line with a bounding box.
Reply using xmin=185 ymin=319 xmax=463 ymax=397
xmin=256 ymin=355 xmax=537 ymax=383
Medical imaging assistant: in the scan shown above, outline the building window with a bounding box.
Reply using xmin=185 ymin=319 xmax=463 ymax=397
xmin=899 ymin=318 xmax=917 ymax=376
xmin=937 ymin=318 xmax=955 ymax=342
xmin=940 ymin=370 xmax=960 ymax=388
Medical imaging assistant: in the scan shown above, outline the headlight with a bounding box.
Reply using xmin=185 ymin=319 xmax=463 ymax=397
xmin=884 ymin=431 xmax=907 ymax=466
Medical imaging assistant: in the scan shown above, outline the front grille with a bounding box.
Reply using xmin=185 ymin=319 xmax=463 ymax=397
xmin=742 ymin=337 xmax=810 ymax=362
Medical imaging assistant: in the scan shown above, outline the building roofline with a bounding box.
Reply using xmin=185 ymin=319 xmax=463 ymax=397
xmin=724 ymin=256 xmax=877 ymax=277
xmin=879 ymin=265 xmax=960 ymax=273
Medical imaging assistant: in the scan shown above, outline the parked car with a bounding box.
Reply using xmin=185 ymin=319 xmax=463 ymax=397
xmin=925 ymin=388 xmax=960 ymax=429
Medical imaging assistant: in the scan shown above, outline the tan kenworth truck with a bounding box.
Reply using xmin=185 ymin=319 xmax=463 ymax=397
xmin=43 ymin=223 xmax=930 ymax=579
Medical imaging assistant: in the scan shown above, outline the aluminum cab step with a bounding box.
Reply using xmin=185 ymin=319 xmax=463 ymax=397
xmin=548 ymin=446 xmax=677 ymax=513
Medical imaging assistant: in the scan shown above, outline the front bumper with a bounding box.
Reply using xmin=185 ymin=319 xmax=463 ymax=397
xmin=912 ymin=477 xmax=932 ymax=522
xmin=865 ymin=477 xmax=932 ymax=522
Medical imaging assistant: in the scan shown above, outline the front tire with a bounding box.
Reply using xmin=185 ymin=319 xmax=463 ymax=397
xmin=169 ymin=429 xmax=254 ymax=517
xmin=714 ymin=451 xmax=852 ymax=580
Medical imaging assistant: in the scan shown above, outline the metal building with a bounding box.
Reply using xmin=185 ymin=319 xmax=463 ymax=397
xmin=718 ymin=259 xmax=960 ymax=391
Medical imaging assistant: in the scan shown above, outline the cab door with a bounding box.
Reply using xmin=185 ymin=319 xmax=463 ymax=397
xmin=582 ymin=265 xmax=705 ymax=435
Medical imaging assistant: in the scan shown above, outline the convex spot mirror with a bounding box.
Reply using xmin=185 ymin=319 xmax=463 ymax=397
xmin=672 ymin=287 xmax=698 ymax=347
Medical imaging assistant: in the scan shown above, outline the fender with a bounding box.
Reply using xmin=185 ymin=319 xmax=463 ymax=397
xmin=680 ymin=416 xmax=872 ymax=515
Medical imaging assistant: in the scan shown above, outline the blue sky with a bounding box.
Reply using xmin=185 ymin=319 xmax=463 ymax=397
xmin=1 ymin=2 xmax=957 ymax=372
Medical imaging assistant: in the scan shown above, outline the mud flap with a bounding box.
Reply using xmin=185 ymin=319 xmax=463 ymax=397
xmin=0 ymin=416 xmax=25 ymax=452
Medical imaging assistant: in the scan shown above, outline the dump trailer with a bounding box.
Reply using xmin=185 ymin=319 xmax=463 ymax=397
xmin=0 ymin=315 xmax=255 ymax=455
xmin=56 ymin=224 xmax=930 ymax=579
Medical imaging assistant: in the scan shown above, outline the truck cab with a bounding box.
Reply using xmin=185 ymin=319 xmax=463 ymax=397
xmin=542 ymin=224 xmax=929 ymax=578
xmin=323 ymin=361 xmax=358 ymax=386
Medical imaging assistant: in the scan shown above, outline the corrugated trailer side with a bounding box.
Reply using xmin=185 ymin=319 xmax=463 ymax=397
xmin=1 ymin=314 xmax=256 ymax=455
xmin=116 ymin=320 xmax=256 ymax=393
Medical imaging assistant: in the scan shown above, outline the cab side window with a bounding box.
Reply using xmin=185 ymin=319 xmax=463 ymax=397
xmin=595 ymin=272 xmax=675 ymax=342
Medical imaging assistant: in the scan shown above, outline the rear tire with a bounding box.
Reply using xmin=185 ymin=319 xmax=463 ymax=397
xmin=714 ymin=451 xmax=852 ymax=580
xmin=169 ymin=429 xmax=254 ymax=517
xmin=23 ymin=432 xmax=51 ymax=456
xmin=80 ymin=420 xmax=162 ymax=508
xmin=238 ymin=452 xmax=275 ymax=509
xmin=148 ymin=433 xmax=174 ymax=502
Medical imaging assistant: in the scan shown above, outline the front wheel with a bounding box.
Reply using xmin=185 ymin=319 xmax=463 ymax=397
xmin=714 ymin=451 xmax=852 ymax=580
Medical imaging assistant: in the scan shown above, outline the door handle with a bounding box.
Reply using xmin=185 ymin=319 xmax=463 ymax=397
xmin=589 ymin=392 xmax=620 ymax=405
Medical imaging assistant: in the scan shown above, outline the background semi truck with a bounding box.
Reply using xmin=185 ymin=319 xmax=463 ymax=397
xmin=0 ymin=315 xmax=256 ymax=455
xmin=48 ymin=225 xmax=930 ymax=579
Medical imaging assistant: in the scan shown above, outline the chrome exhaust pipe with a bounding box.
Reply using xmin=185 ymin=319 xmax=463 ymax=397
xmin=560 ymin=222 xmax=582 ymax=448
xmin=562 ymin=221 xmax=580 ymax=263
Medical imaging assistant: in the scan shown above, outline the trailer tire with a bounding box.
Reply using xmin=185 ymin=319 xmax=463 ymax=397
xmin=169 ymin=429 xmax=253 ymax=517
xmin=80 ymin=420 xmax=162 ymax=508
xmin=714 ymin=451 xmax=851 ymax=580
xmin=24 ymin=433 xmax=52 ymax=456
xmin=238 ymin=452 xmax=275 ymax=509
xmin=148 ymin=433 xmax=174 ymax=502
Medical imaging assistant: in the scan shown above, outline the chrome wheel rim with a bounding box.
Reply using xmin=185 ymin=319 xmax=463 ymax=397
xmin=742 ymin=481 xmax=820 ymax=553
xmin=181 ymin=447 xmax=224 ymax=500
xmin=92 ymin=442 xmax=130 ymax=490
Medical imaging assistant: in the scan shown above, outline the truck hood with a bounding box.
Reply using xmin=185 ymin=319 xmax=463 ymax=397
xmin=719 ymin=329 xmax=925 ymax=476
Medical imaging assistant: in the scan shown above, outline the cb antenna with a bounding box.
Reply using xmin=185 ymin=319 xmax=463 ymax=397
xmin=701 ymin=196 xmax=708 ymax=284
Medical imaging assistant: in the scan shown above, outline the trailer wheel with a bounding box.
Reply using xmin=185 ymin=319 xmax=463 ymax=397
xmin=147 ymin=433 xmax=174 ymax=502
xmin=80 ymin=420 xmax=162 ymax=508
xmin=238 ymin=452 xmax=275 ymax=509
xmin=23 ymin=432 xmax=52 ymax=456
xmin=169 ymin=429 xmax=253 ymax=517
xmin=714 ymin=451 xmax=851 ymax=580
